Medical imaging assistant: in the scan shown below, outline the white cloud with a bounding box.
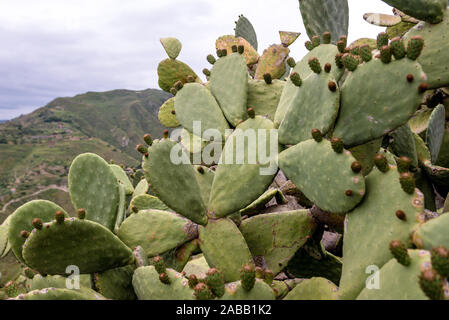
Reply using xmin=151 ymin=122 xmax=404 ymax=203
xmin=0 ymin=0 xmax=393 ymax=119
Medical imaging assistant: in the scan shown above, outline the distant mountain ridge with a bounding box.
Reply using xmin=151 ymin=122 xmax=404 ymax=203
xmin=0 ymin=88 xmax=170 ymax=218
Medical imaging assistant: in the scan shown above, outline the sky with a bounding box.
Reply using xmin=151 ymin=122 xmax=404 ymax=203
xmin=0 ymin=0 xmax=393 ymax=120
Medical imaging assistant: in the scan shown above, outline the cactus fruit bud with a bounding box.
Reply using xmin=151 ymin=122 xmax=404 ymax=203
xmin=194 ymin=283 xmax=213 ymax=300
xmin=311 ymin=129 xmax=323 ymax=142
xmin=395 ymin=210 xmax=407 ymax=221
xmin=380 ymin=45 xmax=392 ymax=64
xmin=163 ymin=129 xmax=169 ymax=139
xmin=170 ymin=87 xmax=177 ymax=95
xmin=203 ymin=68 xmax=211 ymax=77
xmin=407 ymin=36 xmax=424 ymax=60
xmin=241 ymin=264 xmax=256 ymax=291
xmin=339 ymin=35 xmax=348 ymax=49
xmin=255 ymin=267 xmax=264 ymax=279
xmin=153 ymin=256 xmax=166 ymax=274
xmin=216 ymin=49 xmax=223 ymax=57
xmin=305 ymin=41 xmax=314 ymax=51
xmin=351 ymin=46 xmax=360 ymax=56
xmin=77 ymin=208 xmax=86 ymax=219
xmin=374 ymin=154 xmax=389 ymax=173
xmin=188 ymin=274 xmax=198 ymax=289
xmin=4 ymin=281 xmax=18 ymax=298
xmin=263 ymin=73 xmax=272 ymax=85
xmin=264 ymin=269 xmax=274 ymax=285
xmin=334 ymin=53 xmax=344 ymax=69
xmin=345 ymin=190 xmax=353 ymax=197
xmin=174 ymin=80 xmax=183 ymax=91
xmin=390 ymin=37 xmax=406 ymax=60
xmin=407 ymin=74 xmax=414 ymax=82
xmin=144 ymin=152 xmax=149 ymax=158
xmin=322 ymin=31 xmax=331 ymax=44
xmin=389 ymin=240 xmax=411 ymax=266
xmin=55 ymin=211 xmax=65 ymax=224
xmin=331 ymin=137 xmax=344 ymax=153
xmin=221 ymin=49 xmax=227 ymax=57
xmin=231 ymin=45 xmax=238 ymax=53
xmin=287 ymin=57 xmax=296 ymax=68
xmin=359 ymin=44 xmax=372 ymax=62
xmin=324 ymin=63 xmax=332 ymax=73
xmin=186 ymin=75 xmax=195 ymax=83
xmin=32 ymin=218 xmax=43 ymax=230
xmin=238 ymin=45 xmax=244 ymax=54
xmin=136 ymin=144 xmax=147 ymax=154
xmin=397 ymin=156 xmax=412 ymax=173
xmin=205 ymin=268 xmax=225 ymax=298
xmin=23 ymin=267 xmax=36 ymax=279
xmin=207 ymin=54 xmax=216 ymax=65
xmin=308 ymin=57 xmax=322 ymax=74
xmin=431 ymin=246 xmax=449 ymax=278
xmin=399 ymin=172 xmax=415 ymax=194
xmin=419 ymin=269 xmax=445 ymax=300
xmin=351 ymin=161 xmax=362 ymax=173
xmin=20 ymin=230 xmax=30 ymax=238
xmin=311 ymin=35 xmax=320 ymax=48
xmin=196 ymin=166 xmax=205 ymax=174
xmin=143 ymin=134 xmax=153 ymax=146
xmin=342 ymin=54 xmax=358 ymax=72
xmin=328 ymin=81 xmax=337 ymax=92
xmin=418 ymin=83 xmax=429 ymax=93
xmin=247 ymin=107 xmax=256 ymax=119
xmin=337 ymin=40 xmax=346 ymax=54
xmin=290 ymin=72 xmax=302 ymax=87
xmin=159 ymin=272 xmax=170 ymax=284
xmin=377 ymin=32 xmax=389 ymax=49
xmin=131 ymin=205 xmax=138 ymax=213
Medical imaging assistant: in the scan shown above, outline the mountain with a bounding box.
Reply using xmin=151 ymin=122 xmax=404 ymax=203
xmin=0 ymin=88 xmax=171 ymax=220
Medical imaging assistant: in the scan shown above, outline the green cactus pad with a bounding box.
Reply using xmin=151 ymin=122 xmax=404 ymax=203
xmin=255 ymin=44 xmax=290 ymax=80
xmin=175 ymin=83 xmax=230 ymax=138
xmin=381 ymin=0 xmax=447 ymax=24
xmin=413 ymin=213 xmax=449 ymax=250
xmin=235 ymin=15 xmax=258 ymax=51
xmin=68 ymin=153 xmax=120 ymax=231
xmin=109 ymin=164 xmax=134 ymax=195
xmin=357 ymin=250 xmax=431 ymax=300
xmin=93 ymin=265 xmax=136 ymax=300
xmin=333 ymin=58 xmax=426 ymax=147
xmin=387 ymin=21 xmax=416 ymax=39
xmin=284 ymin=277 xmax=339 ymax=300
xmin=279 ymin=31 xmax=301 ymax=47
xmin=278 ymin=72 xmax=340 ymax=145
xmin=279 ymin=139 xmax=365 ymax=213
xmin=390 ymin=124 xmax=419 ymax=169
xmin=349 ymin=138 xmax=383 ymax=176
xmin=129 ymin=194 xmax=169 ymax=212
xmin=339 ymin=166 xmax=425 ymax=300
xmin=240 ymin=210 xmax=316 ymax=274
xmin=199 ymin=218 xmax=253 ymax=282
xmin=210 ymin=52 xmax=249 ymax=126
xmin=8 ymin=200 xmax=69 ymax=263
xmin=239 ymin=188 xmax=285 ymax=216
xmin=12 ymin=288 xmax=107 ymax=300
xmin=158 ymin=97 xmax=180 ymax=128
xmin=435 ymin=125 xmax=449 ymax=168
xmin=29 ymin=274 xmax=92 ymax=291
xmin=208 ymin=117 xmax=279 ymax=218
xmin=299 ymin=0 xmax=349 ymax=43
xmin=22 ymin=218 xmax=133 ymax=275
xmin=157 ymin=58 xmax=200 ymax=93
xmin=182 ymin=254 xmax=210 ymax=278
xmin=274 ymin=44 xmax=344 ymax=127
xmin=161 ymin=239 xmax=199 ymax=272
xmin=132 ymin=179 xmax=149 ymax=199
xmin=218 ymin=279 xmax=275 ymax=300
xmin=195 ymin=166 xmax=215 ymax=207
xmin=404 ymin=9 xmax=449 ymax=88
xmin=0 ymin=215 xmax=11 ymax=257
xmin=426 ymin=104 xmax=446 ymax=163
xmin=409 ymin=108 xmax=433 ymax=135
xmin=160 ymin=37 xmax=182 ymax=60
xmin=423 ymin=160 xmax=449 ymax=186
xmin=117 ymin=209 xmax=198 ymax=257
xmin=215 ymin=35 xmax=259 ymax=66
xmin=132 ymin=266 xmax=194 ymax=300
xmin=247 ymin=79 xmax=284 ymax=121
xmin=142 ymin=138 xmax=207 ymax=225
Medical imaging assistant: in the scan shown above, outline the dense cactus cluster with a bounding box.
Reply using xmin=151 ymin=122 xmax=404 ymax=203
xmin=1 ymin=0 xmax=449 ymax=300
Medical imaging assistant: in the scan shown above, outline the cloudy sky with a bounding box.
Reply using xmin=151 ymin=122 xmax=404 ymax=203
xmin=0 ymin=0 xmax=393 ymax=119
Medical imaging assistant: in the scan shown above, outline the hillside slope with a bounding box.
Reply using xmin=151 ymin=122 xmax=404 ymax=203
xmin=0 ymin=88 xmax=170 ymax=218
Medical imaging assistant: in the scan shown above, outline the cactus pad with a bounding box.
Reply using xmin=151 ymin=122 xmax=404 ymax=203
xmin=219 ymin=279 xmax=275 ymax=300
xmin=279 ymin=31 xmax=301 ymax=47
xmin=235 ymin=15 xmax=258 ymax=51
xmin=255 ymin=44 xmax=290 ymax=80
xmin=284 ymin=277 xmax=339 ymax=300
xmin=157 ymin=59 xmax=199 ymax=93
xmin=129 ymin=194 xmax=169 ymax=212
xmin=413 ymin=213 xmax=449 ymax=250
xmin=160 ymin=37 xmax=182 ymax=60
xmin=215 ymin=35 xmax=259 ymax=66
xmin=247 ymin=79 xmax=284 ymax=121
xmin=158 ymin=97 xmax=180 ymax=128
xmin=380 ymin=0 xmax=447 ymax=24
